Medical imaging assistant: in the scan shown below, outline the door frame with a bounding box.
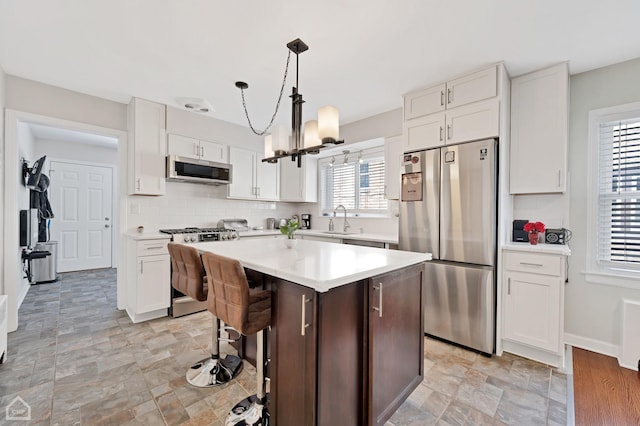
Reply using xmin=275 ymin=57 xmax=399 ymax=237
xmin=2 ymin=109 xmax=128 ymax=332
xmin=48 ymin=158 xmax=117 ymax=271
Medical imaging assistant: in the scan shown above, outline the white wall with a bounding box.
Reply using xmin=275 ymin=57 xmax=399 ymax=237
xmin=17 ymin=123 xmax=35 ymax=212
xmin=0 ymin=65 xmax=5 ymax=296
xmin=34 ymin=139 xmax=118 ymax=166
xmin=6 ymin=76 xmax=127 ymax=131
xmin=566 ymin=57 xmax=640 ymax=354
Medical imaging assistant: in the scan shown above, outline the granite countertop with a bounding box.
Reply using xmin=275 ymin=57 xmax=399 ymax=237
xmin=502 ymin=242 xmax=571 ymax=256
xmin=194 ymin=239 xmax=430 ymax=292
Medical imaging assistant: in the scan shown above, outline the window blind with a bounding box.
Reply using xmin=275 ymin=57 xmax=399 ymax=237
xmin=320 ymin=150 xmax=388 ymax=215
xmin=597 ymin=118 xmax=640 ymax=265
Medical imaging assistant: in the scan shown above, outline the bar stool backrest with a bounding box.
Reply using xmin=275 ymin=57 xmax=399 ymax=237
xmin=201 ymin=252 xmax=271 ymax=336
xmin=167 ymin=243 xmax=208 ymax=302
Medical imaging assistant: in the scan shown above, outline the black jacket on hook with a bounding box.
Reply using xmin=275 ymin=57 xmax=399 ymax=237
xmin=29 ymin=173 xmax=54 ymax=242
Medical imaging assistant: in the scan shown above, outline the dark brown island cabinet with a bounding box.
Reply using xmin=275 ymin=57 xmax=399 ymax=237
xmin=261 ymin=262 xmax=425 ymax=426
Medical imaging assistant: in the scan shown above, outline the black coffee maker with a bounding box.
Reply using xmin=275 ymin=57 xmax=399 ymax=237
xmin=301 ymin=214 xmax=311 ymax=229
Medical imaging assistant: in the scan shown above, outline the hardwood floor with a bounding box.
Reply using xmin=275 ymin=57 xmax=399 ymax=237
xmin=573 ymin=347 xmax=640 ymax=425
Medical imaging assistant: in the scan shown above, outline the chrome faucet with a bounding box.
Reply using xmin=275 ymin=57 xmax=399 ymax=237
xmin=333 ymin=204 xmax=351 ymax=233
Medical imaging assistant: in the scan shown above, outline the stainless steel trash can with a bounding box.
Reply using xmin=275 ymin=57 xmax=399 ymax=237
xmin=32 ymin=241 xmax=58 ymax=284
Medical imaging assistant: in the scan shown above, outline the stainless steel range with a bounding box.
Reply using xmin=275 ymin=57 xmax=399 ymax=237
xmin=159 ymin=227 xmax=240 ymax=317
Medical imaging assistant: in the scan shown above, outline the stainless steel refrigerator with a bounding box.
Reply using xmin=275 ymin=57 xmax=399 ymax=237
xmin=399 ymin=138 xmax=497 ymax=354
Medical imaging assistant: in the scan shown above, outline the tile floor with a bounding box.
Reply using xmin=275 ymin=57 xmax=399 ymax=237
xmin=0 ymin=268 xmax=568 ymax=425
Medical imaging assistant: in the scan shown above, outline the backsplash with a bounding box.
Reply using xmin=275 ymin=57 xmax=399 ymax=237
xmin=127 ymin=181 xmax=301 ymax=232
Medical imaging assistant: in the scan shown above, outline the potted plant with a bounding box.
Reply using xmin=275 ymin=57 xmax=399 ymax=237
xmin=280 ymin=219 xmax=300 ymax=248
xmin=523 ymin=221 xmax=545 ymax=245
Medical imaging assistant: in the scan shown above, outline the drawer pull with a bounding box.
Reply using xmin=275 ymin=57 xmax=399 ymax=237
xmin=519 ymin=262 xmax=543 ymax=267
xmin=301 ymin=295 xmax=311 ymax=336
xmin=140 ymin=260 xmax=144 ymax=274
xmin=145 ymin=246 xmax=164 ymax=250
xmin=373 ymin=283 xmax=383 ymax=318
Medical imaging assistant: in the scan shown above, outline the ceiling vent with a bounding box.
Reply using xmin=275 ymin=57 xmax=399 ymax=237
xmin=175 ymin=97 xmax=213 ymax=114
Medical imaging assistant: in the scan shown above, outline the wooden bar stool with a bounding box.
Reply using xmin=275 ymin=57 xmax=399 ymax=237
xmin=201 ymin=252 xmax=272 ymax=426
xmin=167 ymin=243 xmax=242 ymax=387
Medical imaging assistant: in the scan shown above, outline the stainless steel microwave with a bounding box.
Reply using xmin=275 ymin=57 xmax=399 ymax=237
xmin=166 ymin=155 xmax=232 ymax=185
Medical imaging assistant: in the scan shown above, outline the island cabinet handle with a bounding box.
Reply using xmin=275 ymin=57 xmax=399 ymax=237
xmin=140 ymin=260 xmax=144 ymax=274
xmin=301 ymin=295 xmax=311 ymax=336
xmin=373 ymin=283 xmax=383 ymax=318
xmin=507 ymin=278 xmax=511 ymax=295
xmin=519 ymin=262 xmax=543 ymax=267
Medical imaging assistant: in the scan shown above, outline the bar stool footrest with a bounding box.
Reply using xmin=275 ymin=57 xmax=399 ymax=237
xmin=225 ymin=394 xmax=270 ymax=426
xmin=186 ymin=355 xmax=242 ymax=388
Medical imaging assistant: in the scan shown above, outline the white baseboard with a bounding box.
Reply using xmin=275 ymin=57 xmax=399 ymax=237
xmin=564 ymin=332 xmax=621 ymax=361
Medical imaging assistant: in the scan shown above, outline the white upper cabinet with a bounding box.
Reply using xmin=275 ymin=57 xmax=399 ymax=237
xmin=167 ymin=133 xmax=228 ymax=163
xmin=384 ymin=136 xmax=402 ymax=200
xmin=404 ymin=83 xmax=446 ymax=120
xmin=403 ymin=112 xmax=446 ymax=151
xmin=228 ymin=146 xmax=279 ymax=201
xmin=446 ymin=67 xmax=498 ymax=109
xmin=510 ymin=63 xmax=568 ymax=194
xmin=128 ymin=98 xmax=166 ymax=195
xmin=403 ymin=65 xmax=500 ymax=152
xmin=445 ymin=98 xmax=499 ymax=145
xmin=280 ymin=155 xmax=318 ymax=202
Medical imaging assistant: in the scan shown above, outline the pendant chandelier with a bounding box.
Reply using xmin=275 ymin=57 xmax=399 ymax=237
xmin=235 ymin=38 xmax=344 ymax=167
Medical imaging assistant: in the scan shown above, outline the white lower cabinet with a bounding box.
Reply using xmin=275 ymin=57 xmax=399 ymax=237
xmin=502 ymin=249 xmax=566 ymax=367
xmin=127 ymin=238 xmax=170 ymax=323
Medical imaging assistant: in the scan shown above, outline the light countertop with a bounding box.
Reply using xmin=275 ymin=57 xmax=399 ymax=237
xmin=239 ymin=229 xmax=398 ymax=244
xmin=125 ymin=232 xmax=171 ymax=241
xmin=194 ymin=239 xmax=430 ymax=292
xmin=502 ymin=242 xmax=571 ymax=256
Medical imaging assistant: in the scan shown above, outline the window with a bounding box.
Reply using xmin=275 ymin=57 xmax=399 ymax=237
xmin=588 ymin=102 xmax=640 ymax=283
xmin=319 ymin=148 xmax=388 ymax=216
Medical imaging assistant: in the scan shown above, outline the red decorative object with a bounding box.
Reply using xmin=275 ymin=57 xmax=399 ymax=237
xmin=524 ymin=221 xmax=545 ymax=245
xmin=523 ymin=221 xmax=546 ymax=233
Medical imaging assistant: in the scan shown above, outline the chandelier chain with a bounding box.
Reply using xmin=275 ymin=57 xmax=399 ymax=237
xmin=239 ymin=50 xmax=292 ymax=136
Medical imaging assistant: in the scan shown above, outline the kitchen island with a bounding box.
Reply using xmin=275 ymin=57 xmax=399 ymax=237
xmin=195 ymin=238 xmax=430 ymax=426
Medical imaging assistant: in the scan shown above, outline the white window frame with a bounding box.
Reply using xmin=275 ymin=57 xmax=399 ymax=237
xmin=586 ymin=101 xmax=640 ymax=289
xmin=319 ymin=147 xmax=389 ymax=218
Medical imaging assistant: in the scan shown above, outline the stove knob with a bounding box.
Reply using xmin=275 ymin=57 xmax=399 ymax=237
xmin=230 ymin=232 xmax=239 ymax=240
xmin=190 ymin=235 xmax=197 ymax=243
xmin=221 ymin=233 xmax=227 ymax=241
xmin=182 ymin=235 xmax=190 ymax=243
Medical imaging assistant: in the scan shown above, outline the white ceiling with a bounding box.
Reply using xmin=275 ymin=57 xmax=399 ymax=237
xmin=2 ymin=0 xmax=640 ymax=130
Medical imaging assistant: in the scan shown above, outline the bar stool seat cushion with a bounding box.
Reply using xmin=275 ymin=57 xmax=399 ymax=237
xmin=168 ymin=243 xmax=208 ymax=302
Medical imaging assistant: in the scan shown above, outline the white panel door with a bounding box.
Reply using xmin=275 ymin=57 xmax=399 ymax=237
xmin=49 ymin=161 xmax=113 ymax=272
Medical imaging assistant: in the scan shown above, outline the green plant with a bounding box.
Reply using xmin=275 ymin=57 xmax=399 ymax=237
xmin=280 ymin=219 xmax=300 ymax=239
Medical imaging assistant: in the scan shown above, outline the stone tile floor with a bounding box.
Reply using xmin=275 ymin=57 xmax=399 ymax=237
xmin=0 ymin=268 xmax=568 ymax=425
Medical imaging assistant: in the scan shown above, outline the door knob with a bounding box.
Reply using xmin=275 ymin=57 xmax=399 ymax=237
xmin=105 ymin=224 xmax=111 ymax=228
xmin=105 ymin=217 xmax=110 ymax=221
